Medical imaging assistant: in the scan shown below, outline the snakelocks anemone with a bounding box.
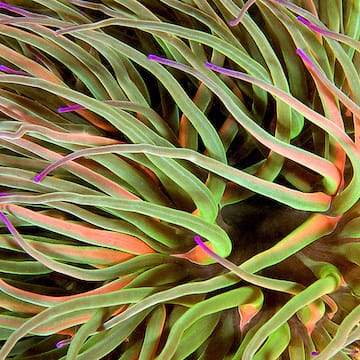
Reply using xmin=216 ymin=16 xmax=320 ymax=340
xmin=0 ymin=0 xmax=359 ymax=359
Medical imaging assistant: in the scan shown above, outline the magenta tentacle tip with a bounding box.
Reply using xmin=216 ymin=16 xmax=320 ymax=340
xmin=297 ymin=16 xmax=326 ymax=35
xmin=296 ymin=48 xmax=306 ymax=57
xmin=148 ymin=54 xmax=169 ymax=64
xmin=147 ymin=54 xmax=176 ymax=68
xmin=56 ymin=338 xmax=72 ymax=348
xmin=0 ymin=65 xmax=28 ymax=75
xmin=147 ymin=54 xmax=171 ymax=65
xmin=296 ymin=48 xmax=311 ymax=65
xmin=194 ymin=235 xmax=227 ymax=264
xmin=297 ymin=16 xmax=310 ymax=26
xmin=296 ymin=48 xmax=313 ymax=68
xmin=194 ymin=235 xmax=205 ymax=248
xmin=205 ymin=61 xmax=216 ymax=70
xmin=33 ymin=174 xmax=44 ymax=183
xmin=58 ymin=104 xmax=84 ymax=113
xmin=0 ymin=211 xmax=11 ymax=229
xmin=147 ymin=54 xmax=159 ymax=61
xmin=0 ymin=2 xmax=15 ymax=12
xmin=229 ymin=19 xmax=237 ymax=27
xmin=194 ymin=235 xmax=214 ymax=256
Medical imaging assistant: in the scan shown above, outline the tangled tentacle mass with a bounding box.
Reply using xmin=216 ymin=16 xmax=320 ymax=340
xmin=0 ymin=0 xmax=359 ymax=359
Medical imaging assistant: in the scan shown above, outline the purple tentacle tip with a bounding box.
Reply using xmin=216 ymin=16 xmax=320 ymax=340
xmin=147 ymin=54 xmax=166 ymax=63
xmin=297 ymin=16 xmax=310 ymax=26
xmin=147 ymin=54 xmax=157 ymax=61
xmin=0 ymin=65 xmax=26 ymax=75
xmin=311 ymin=351 xmax=319 ymax=356
xmin=58 ymin=104 xmax=84 ymax=113
xmin=0 ymin=65 xmax=5 ymax=71
xmin=147 ymin=54 xmax=176 ymax=67
xmin=56 ymin=338 xmax=72 ymax=348
xmin=0 ymin=212 xmax=11 ymax=229
xmin=194 ymin=235 xmax=213 ymax=255
xmin=194 ymin=235 xmax=204 ymax=247
xmin=205 ymin=61 xmax=214 ymax=69
xmin=297 ymin=16 xmax=326 ymax=35
xmin=148 ymin=54 xmax=172 ymax=63
xmin=296 ymin=48 xmax=311 ymax=66
xmin=33 ymin=174 xmax=43 ymax=183
xmin=296 ymin=48 xmax=306 ymax=57
xmin=296 ymin=48 xmax=314 ymax=69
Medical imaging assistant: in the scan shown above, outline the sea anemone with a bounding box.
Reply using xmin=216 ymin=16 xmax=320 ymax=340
xmin=0 ymin=0 xmax=359 ymax=359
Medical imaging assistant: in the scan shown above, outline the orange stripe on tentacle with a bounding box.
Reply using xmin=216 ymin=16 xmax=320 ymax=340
xmin=5 ymin=204 xmax=154 ymax=255
xmin=0 ymin=276 xmax=134 ymax=305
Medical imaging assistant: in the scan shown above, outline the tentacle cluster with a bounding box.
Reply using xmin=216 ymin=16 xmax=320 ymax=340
xmin=0 ymin=0 xmax=359 ymax=359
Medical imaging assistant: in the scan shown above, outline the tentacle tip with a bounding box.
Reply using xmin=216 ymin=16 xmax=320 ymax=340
xmin=147 ymin=54 xmax=159 ymax=61
xmin=0 ymin=65 xmax=13 ymax=73
xmin=204 ymin=61 xmax=215 ymax=69
xmin=297 ymin=15 xmax=307 ymax=23
xmin=56 ymin=338 xmax=72 ymax=348
xmin=0 ymin=64 xmax=30 ymax=76
xmin=54 ymin=29 xmax=65 ymax=36
xmin=194 ymin=235 xmax=204 ymax=248
xmin=296 ymin=48 xmax=314 ymax=66
xmin=174 ymin=236 xmax=216 ymax=264
xmin=33 ymin=174 xmax=43 ymax=183
xmin=296 ymin=48 xmax=309 ymax=61
xmin=58 ymin=104 xmax=83 ymax=113
xmin=0 ymin=211 xmax=10 ymax=229
xmin=296 ymin=16 xmax=325 ymax=35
